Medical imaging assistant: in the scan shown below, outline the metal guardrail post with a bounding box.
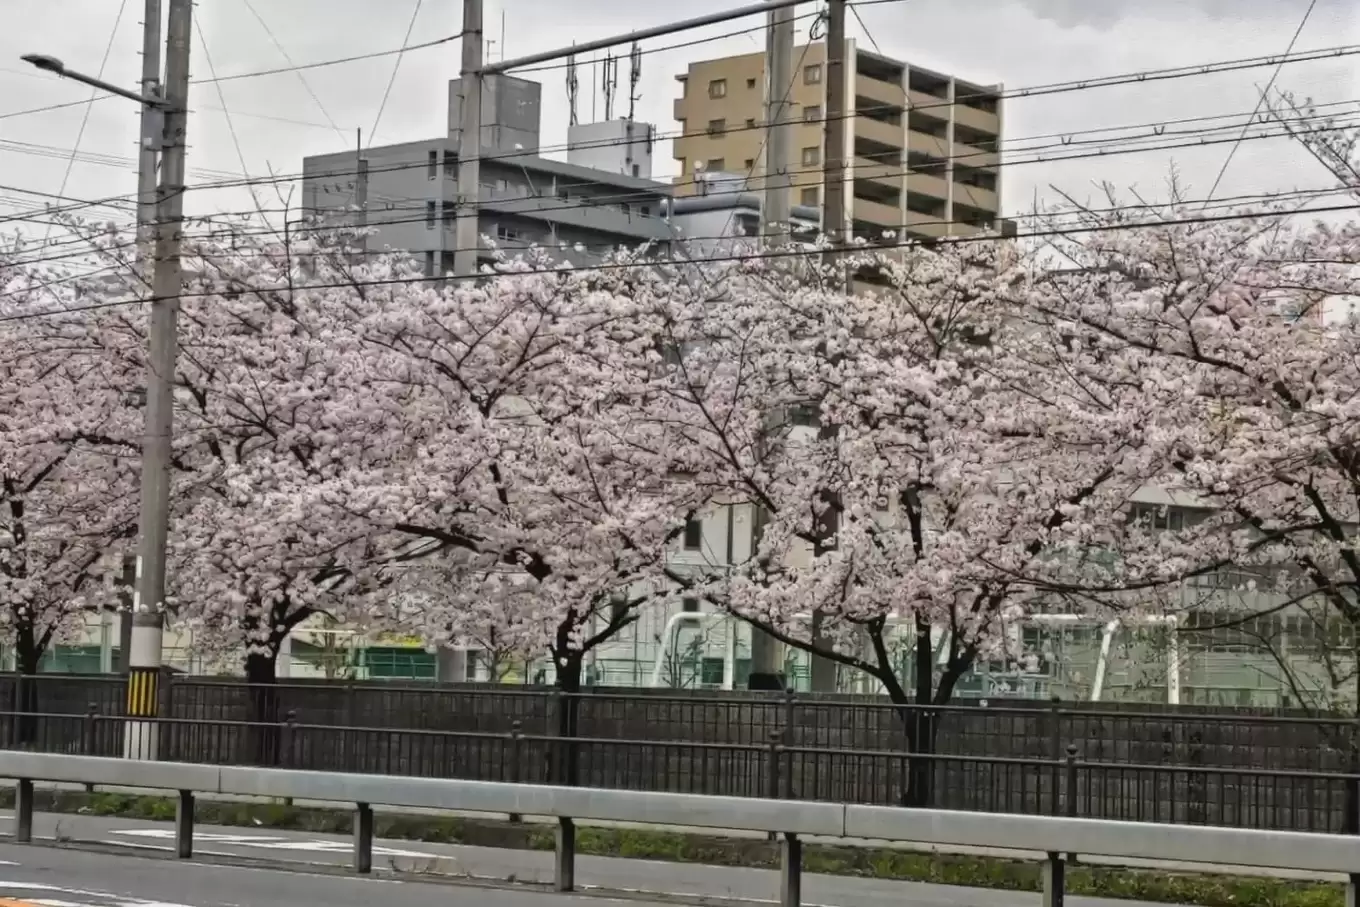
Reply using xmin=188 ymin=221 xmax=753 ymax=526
xmin=508 ymin=721 xmax=523 ymax=823
xmin=766 ymin=730 xmax=784 ymax=842
xmin=14 ymin=778 xmax=33 ymax=843
xmin=555 ymin=817 xmax=576 ymax=892
xmin=780 ymin=832 xmax=802 ymax=907
xmin=354 ymin=802 xmax=374 ymax=874
xmin=1065 ymin=744 xmax=1080 ymax=865
xmin=1042 ymin=852 xmax=1065 ymax=907
xmin=174 ymin=789 xmax=193 ymax=858
xmin=1346 ymin=873 xmax=1359 ymax=907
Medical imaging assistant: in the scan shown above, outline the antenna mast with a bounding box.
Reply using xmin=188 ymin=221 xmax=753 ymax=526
xmin=602 ymin=52 xmax=617 ymax=121
xmin=566 ymin=47 xmax=579 ymax=126
xmin=627 ymin=41 xmax=642 ymax=121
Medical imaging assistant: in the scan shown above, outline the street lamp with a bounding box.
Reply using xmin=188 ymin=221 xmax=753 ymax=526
xmin=18 ymin=0 xmax=192 ymax=764
xmin=21 ymin=53 xmax=171 ymax=109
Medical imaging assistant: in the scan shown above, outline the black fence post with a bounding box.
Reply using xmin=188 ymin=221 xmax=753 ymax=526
xmin=280 ymin=709 xmax=298 ymax=777
xmin=82 ymin=703 xmax=98 ymax=757
xmin=766 ymin=729 xmax=784 ymax=842
xmin=1064 ymin=743 xmax=1080 ymax=865
xmin=508 ymin=720 xmax=523 ymax=823
xmin=1049 ymin=695 xmax=1063 ymax=815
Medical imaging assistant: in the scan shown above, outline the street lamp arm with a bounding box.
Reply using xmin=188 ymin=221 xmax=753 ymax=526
xmin=20 ymin=53 xmax=172 ymax=109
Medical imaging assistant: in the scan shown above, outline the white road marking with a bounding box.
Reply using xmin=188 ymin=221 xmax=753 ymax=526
xmin=107 ymin=830 xmax=437 ymax=859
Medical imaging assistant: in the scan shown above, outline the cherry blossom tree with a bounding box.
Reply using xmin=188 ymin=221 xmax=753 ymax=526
xmin=68 ymin=221 xmax=426 ymax=714
xmin=0 ymin=251 xmax=142 ymax=687
xmin=377 ymin=252 xmax=703 ymax=713
xmin=1026 ymin=198 xmax=1360 ymax=713
xmin=649 ymin=242 xmax=1193 ymax=804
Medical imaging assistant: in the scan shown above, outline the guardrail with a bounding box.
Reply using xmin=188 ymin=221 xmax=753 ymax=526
xmin=2 ymin=752 xmax=1360 ymax=907
xmin=4 ymin=708 xmax=1357 ymax=833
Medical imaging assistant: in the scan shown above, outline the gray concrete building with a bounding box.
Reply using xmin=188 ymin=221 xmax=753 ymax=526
xmin=302 ymin=75 xmax=673 ymax=275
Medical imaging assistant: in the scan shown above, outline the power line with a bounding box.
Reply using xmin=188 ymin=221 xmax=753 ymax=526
xmin=239 ymin=0 xmax=348 ymax=146
xmin=6 ymin=110 xmax=1356 ymax=266
xmin=11 ymin=181 xmax=1347 ymax=275
xmin=4 ymin=39 xmax=1355 ymax=229
xmin=0 ymin=26 xmax=467 ymax=123
xmin=1202 ymin=0 xmax=1318 ymax=206
xmin=3 ymin=201 xmax=1355 ymax=322
xmin=368 ymin=0 xmax=425 ymax=148
xmin=193 ymin=16 xmax=265 ymax=220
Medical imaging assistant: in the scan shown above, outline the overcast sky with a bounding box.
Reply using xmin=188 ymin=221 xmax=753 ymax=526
xmin=1 ymin=0 xmax=1356 ymax=235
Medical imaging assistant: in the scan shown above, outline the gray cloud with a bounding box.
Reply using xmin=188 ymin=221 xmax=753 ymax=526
xmin=1013 ymin=0 xmax=1338 ymax=30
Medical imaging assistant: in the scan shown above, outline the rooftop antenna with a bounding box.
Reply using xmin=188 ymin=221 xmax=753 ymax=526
xmin=627 ymin=41 xmax=642 ymax=121
xmin=603 ymin=52 xmax=617 ymax=121
xmin=566 ymin=46 xmax=579 ymax=126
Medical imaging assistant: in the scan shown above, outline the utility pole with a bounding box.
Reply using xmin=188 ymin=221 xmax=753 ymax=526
xmin=452 ymin=0 xmax=484 ymax=279
xmin=762 ymin=0 xmax=795 ymax=246
xmin=804 ymin=0 xmax=849 ymax=696
xmin=747 ymin=0 xmax=797 ymax=691
xmin=126 ymin=0 xmax=192 ymax=761
xmin=124 ymin=0 xmax=162 ymax=676
xmin=134 ymin=0 xmax=162 ymax=274
xmin=821 ymin=0 xmax=847 ymax=251
xmin=355 ymin=127 xmax=368 ymax=261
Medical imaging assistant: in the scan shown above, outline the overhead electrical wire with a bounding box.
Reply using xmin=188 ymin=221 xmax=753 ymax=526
xmin=367 ymin=0 xmax=425 ymax=148
xmin=3 ymin=200 xmax=1356 ymax=325
xmin=239 ymin=0 xmax=348 ymax=145
xmin=11 ymin=106 xmax=1351 ymax=254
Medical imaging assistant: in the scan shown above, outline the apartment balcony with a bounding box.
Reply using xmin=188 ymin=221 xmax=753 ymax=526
xmin=953 ymin=101 xmax=1000 ymax=136
xmin=904 ymin=210 xmax=950 ymax=238
xmin=952 ymin=180 xmax=998 ymax=213
xmin=852 ymin=195 xmax=902 ymax=228
xmin=906 ymin=172 xmax=951 ymax=203
xmin=855 ymin=116 xmax=904 ymax=149
xmin=907 ymin=88 xmax=949 ymax=119
xmin=853 ymin=157 xmax=905 ymax=190
xmin=856 ymin=75 xmax=904 ymax=112
xmin=908 ymin=129 xmax=950 ymax=158
xmin=953 ymin=138 xmax=999 ymax=170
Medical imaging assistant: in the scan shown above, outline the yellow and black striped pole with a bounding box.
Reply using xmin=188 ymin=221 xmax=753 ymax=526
xmin=125 ymin=667 xmax=159 ymax=718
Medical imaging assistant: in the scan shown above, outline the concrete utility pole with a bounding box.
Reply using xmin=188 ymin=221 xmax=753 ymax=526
xmin=747 ymin=0 xmax=798 ymax=691
xmin=821 ymin=0 xmax=848 ymax=250
xmin=127 ymin=0 xmax=193 ymax=760
xmin=804 ymin=0 xmax=849 ymax=696
xmin=122 ymin=0 xmax=163 ymax=674
xmin=355 ymin=127 xmax=368 ymax=261
xmin=452 ymin=0 xmax=484 ymax=279
xmin=762 ymin=0 xmax=795 ymax=246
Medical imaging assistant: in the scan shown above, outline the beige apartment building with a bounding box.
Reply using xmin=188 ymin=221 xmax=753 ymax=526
xmin=673 ymin=40 xmax=1003 ymax=243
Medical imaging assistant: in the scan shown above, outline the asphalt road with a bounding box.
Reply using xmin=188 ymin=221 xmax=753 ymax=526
xmin=0 ymin=810 xmax=1175 ymax=907
xmin=0 ymin=844 xmax=651 ymax=907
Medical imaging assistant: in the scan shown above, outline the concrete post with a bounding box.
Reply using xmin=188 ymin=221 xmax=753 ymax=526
xmin=780 ymin=832 xmax=802 ymax=907
xmin=174 ymin=790 xmax=193 ymax=858
xmin=123 ymin=612 xmax=163 ymax=760
xmin=555 ymin=817 xmax=576 ymax=891
xmin=1041 ymin=852 xmax=1065 ymax=907
xmin=354 ymin=802 xmax=374 ymax=873
xmin=14 ymin=779 xmax=33 ymax=843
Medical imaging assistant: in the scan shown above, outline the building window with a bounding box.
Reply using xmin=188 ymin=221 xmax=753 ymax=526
xmin=425 ymin=200 xmax=436 ymax=229
xmin=804 ymin=64 xmax=822 ymax=85
xmin=746 ymin=77 xmax=757 ymax=89
xmin=745 ymin=117 xmax=756 ymax=129
xmin=682 ymin=597 xmax=700 ymax=613
xmin=803 ymin=105 xmax=822 ymax=123
xmin=708 ymin=78 xmax=727 ymax=99
xmin=632 ymin=164 xmax=640 ymax=177
xmin=683 ymin=516 xmax=703 ymax=550
xmin=801 ymin=146 xmax=820 ymax=166
xmin=800 ymin=187 xmax=819 ymax=206
xmin=707 ymin=118 xmax=726 ymax=136
xmin=441 ymin=200 xmax=454 ymax=228
xmin=423 ymin=250 xmax=435 ymax=276
xmin=495 ymin=224 xmax=525 ymax=242
xmin=427 ymin=150 xmax=437 ymax=179
xmin=707 ymin=157 xmax=725 ymax=171
xmin=744 ymin=158 xmax=754 ymax=169
xmin=443 ymin=152 xmax=456 ymax=178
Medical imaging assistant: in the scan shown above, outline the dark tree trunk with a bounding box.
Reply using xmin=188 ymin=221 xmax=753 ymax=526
xmin=245 ymin=647 xmax=281 ymax=766
xmin=13 ymin=624 xmax=41 ymax=745
xmin=552 ymin=649 xmax=583 ymax=786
